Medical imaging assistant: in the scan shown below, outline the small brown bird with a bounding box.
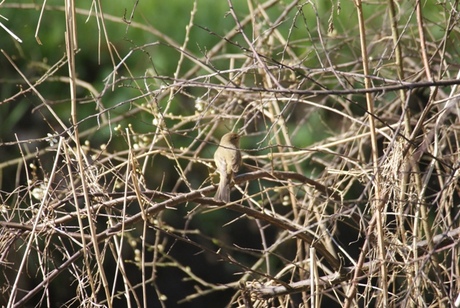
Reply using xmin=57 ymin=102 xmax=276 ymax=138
xmin=213 ymin=132 xmax=242 ymax=202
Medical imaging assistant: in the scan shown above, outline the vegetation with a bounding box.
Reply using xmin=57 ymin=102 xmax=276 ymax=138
xmin=1 ymin=0 xmax=459 ymax=307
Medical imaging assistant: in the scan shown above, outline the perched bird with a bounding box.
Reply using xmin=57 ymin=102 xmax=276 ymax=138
xmin=213 ymin=132 xmax=242 ymax=202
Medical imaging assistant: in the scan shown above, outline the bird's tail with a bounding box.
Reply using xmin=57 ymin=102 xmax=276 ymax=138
xmin=215 ymin=173 xmax=230 ymax=202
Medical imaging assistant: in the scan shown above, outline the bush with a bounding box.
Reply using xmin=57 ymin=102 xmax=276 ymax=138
xmin=1 ymin=1 xmax=460 ymax=307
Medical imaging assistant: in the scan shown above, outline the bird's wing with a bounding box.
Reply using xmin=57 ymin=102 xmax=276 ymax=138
xmin=214 ymin=152 xmax=228 ymax=175
xmin=231 ymin=150 xmax=241 ymax=173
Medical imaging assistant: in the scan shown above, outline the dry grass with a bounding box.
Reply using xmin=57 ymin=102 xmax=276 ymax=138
xmin=1 ymin=0 xmax=460 ymax=307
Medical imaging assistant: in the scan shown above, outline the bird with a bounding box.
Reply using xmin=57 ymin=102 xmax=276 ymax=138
xmin=213 ymin=132 xmax=242 ymax=202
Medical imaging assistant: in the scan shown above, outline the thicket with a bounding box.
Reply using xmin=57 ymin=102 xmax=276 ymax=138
xmin=1 ymin=1 xmax=459 ymax=307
